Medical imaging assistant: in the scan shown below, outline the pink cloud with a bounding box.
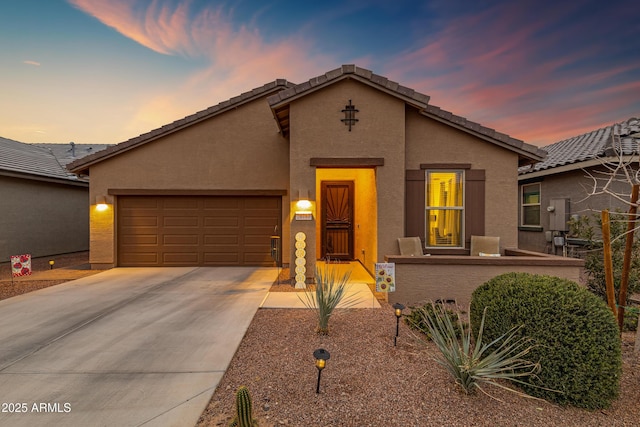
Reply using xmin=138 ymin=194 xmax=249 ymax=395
xmin=385 ymin=2 xmax=638 ymax=146
xmin=68 ymin=0 xmax=335 ymax=140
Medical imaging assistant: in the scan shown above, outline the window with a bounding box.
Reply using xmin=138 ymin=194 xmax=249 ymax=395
xmin=521 ymin=183 xmax=541 ymax=226
xmin=425 ymin=170 xmax=464 ymax=247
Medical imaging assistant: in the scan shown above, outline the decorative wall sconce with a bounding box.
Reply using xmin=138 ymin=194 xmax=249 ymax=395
xmin=313 ymin=348 xmax=330 ymax=394
xmin=95 ymin=195 xmax=109 ymax=211
xmin=341 ymin=99 xmax=359 ymax=131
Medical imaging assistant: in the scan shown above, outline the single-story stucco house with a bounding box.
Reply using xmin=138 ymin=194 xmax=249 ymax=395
xmin=0 ymin=138 xmax=109 ymax=262
xmin=518 ymin=116 xmax=640 ymax=255
xmin=68 ymin=65 xmax=582 ymax=305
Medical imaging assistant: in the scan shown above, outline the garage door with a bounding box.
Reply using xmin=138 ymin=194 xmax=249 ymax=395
xmin=117 ymin=196 xmax=281 ymax=267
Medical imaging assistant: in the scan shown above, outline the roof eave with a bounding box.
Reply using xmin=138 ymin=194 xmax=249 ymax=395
xmin=420 ymin=110 xmax=546 ymax=165
xmin=518 ymin=155 xmax=639 ymax=180
xmin=0 ymin=169 xmax=89 ymax=187
xmin=68 ymin=80 xmax=292 ymax=174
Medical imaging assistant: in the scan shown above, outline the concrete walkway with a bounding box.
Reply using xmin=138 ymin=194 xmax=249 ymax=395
xmin=261 ymin=282 xmax=381 ymax=308
xmin=261 ymin=261 xmax=381 ymax=309
xmin=0 ymin=267 xmax=274 ymax=427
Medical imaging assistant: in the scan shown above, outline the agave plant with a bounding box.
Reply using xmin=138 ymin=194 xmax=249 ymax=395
xmin=298 ymin=265 xmax=361 ymax=335
xmin=415 ymin=302 xmax=541 ymax=397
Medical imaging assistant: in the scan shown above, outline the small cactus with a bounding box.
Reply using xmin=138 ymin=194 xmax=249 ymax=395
xmin=228 ymin=386 xmax=256 ymax=427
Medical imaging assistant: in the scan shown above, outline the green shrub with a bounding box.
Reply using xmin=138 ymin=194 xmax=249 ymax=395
xmin=470 ymin=272 xmax=621 ymax=409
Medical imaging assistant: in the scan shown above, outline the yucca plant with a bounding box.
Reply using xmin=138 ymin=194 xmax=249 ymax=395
xmin=415 ymin=302 xmax=541 ymax=398
xmin=298 ymin=265 xmax=361 ymax=335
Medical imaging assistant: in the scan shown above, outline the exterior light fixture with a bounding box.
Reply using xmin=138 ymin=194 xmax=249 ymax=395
xmin=313 ymin=348 xmax=330 ymax=394
xmin=393 ymin=302 xmax=405 ymax=346
xmin=96 ymin=195 xmax=108 ymax=212
xmin=49 ymin=260 xmax=55 ymax=270
xmin=295 ymin=190 xmax=313 ymax=221
xmin=295 ymin=199 xmax=312 ymax=211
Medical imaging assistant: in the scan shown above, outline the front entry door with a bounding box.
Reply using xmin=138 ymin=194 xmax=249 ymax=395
xmin=321 ymin=181 xmax=354 ymax=260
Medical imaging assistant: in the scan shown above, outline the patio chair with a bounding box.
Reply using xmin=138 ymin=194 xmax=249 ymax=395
xmin=470 ymin=235 xmax=500 ymax=256
xmin=397 ymin=237 xmax=424 ymax=256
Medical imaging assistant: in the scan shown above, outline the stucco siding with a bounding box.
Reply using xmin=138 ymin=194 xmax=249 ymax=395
xmin=87 ymin=96 xmax=290 ymax=267
xmin=288 ymin=79 xmax=405 ymax=276
xmin=405 ymin=110 xmax=519 ymax=248
xmin=0 ymin=175 xmax=89 ymax=260
xmin=519 ymin=167 xmax=636 ymax=253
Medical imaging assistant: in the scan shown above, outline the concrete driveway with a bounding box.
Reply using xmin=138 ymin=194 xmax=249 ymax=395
xmin=0 ymin=267 xmax=275 ymax=427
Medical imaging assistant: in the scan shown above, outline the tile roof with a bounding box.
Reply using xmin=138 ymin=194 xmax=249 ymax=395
xmin=0 ymin=137 xmax=88 ymax=184
xmin=33 ymin=142 xmax=111 ymax=167
xmin=268 ymin=65 xmax=546 ymax=165
xmin=68 ymin=80 xmax=293 ymax=175
xmin=519 ymin=117 xmax=640 ymax=176
xmin=68 ymin=64 xmax=546 ymax=174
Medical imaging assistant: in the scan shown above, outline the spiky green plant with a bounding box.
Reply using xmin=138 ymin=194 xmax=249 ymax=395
xmin=416 ymin=302 xmax=542 ymax=398
xmin=228 ymin=386 xmax=256 ymax=427
xmin=298 ymin=265 xmax=361 ymax=335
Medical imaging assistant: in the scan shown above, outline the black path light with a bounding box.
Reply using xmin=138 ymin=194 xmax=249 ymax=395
xmin=49 ymin=260 xmax=55 ymax=270
xmin=393 ymin=302 xmax=405 ymax=346
xmin=313 ymin=348 xmax=330 ymax=394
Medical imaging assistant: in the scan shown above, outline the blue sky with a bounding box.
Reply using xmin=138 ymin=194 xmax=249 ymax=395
xmin=1 ymin=0 xmax=638 ymax=147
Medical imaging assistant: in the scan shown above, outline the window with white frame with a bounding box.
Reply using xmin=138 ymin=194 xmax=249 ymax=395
xmin=521 ymin=183 xmax=541 ymax=226
xmin=425 ymin=170 xmax=464 ymax=247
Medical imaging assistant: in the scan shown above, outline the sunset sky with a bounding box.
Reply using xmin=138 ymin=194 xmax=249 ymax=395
xmin=1 ymin=0 xmax=638 ymax=147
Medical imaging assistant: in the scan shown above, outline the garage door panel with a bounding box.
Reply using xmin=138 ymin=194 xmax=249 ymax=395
xmin=120 ymin=253 xmax=159 ymax=265
xmin=120 ymin=235 xmax=159 ymax=245
xmin=163 ymin=252 xmax=200 ymax=264
xmin=120 ymin=198 xmax=160 ymax=209
xmin=118 ymin=196 xmax=280 ymax=266
xmin=164 ymin=216 xmax=199 ymax=227
xmin=163 ymin=198 xmax=199 ymax=209
xmin=203 ymin=198 xmax=241 ymax=208
xmin=204 ymin=235 xmax=239 ymax=245
xmin=121 ymin=216 xmax=159 ymax=227
xmin=203 ymin=217 xmax=240 ymax=227
xmin=163 ymin=235 xmax=199 ymax=245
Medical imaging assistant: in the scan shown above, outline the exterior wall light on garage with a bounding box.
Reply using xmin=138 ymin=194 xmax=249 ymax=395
xmin=95 ymin=195 xmax=109 ymax=212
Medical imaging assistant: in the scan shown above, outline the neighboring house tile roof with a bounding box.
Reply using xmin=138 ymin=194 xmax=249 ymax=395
xmin=519 ymin=116 xmax=640 ymax=176
xmin=268 ymin=65 xmax=546 ymax=165
xmin=68 ymin=64 xmax=545 ymax=175
xmin=68 ymin=80 xmax=293 ymax=175
xmin=0 ymin=137 xmax=89 ymax=185
xmin=33 ymin=142 xmax=111 ymax=167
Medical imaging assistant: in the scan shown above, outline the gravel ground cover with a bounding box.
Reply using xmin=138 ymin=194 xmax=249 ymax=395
xmin=1 ymin=257 xmax=637 ymax=426
xmin=0 ymin=252 xmax=99 ymax=301
xmin=196 ymin=305 xmax=639 ymax=427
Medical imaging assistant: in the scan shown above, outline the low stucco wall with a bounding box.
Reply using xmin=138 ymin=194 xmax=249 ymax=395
xmin=385 ymin=249 xmax=584 ymax=307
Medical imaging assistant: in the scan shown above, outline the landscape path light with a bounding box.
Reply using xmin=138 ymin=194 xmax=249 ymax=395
xmin=313 ymin=348 xmax=330 ymax=394
xmin=49 ymin=260 xmax=55 ymax=270
xmin=393 ymin=302 xmax=405 ymax=346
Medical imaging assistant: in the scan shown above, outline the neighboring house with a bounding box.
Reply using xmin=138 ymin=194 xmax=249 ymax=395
xmin=0 ymin=138 xmax=109 ymax=262
xmin=68 ymin=64 xmax=547 ymax=284
xmin=518 ymin=117 xmax=640 ymax=254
